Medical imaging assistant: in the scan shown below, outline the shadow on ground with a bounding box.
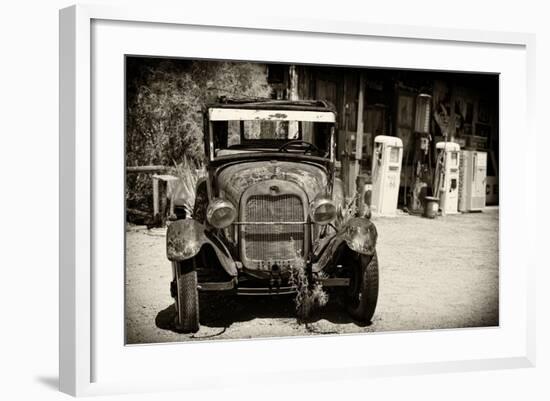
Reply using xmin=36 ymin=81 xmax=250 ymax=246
xmin=155 ymin=293 xmax=370 ymax=334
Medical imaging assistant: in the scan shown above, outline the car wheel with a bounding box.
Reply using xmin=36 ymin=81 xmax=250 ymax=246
xmin=346 ymin=252 xmax=379 ymax=323
xmin=174 ymin=261 xmax=200 ymax=333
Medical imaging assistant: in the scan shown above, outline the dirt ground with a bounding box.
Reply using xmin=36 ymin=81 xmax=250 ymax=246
xmin=125 ymin=208 xmax=499 ymax=344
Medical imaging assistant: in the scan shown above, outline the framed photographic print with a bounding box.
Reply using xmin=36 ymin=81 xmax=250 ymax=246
xmin=59 ymin=4 xmax=536 ymax=396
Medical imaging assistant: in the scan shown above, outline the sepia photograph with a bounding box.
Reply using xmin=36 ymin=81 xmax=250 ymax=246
xmin=124 ymin=57 xmax=499 ymax=344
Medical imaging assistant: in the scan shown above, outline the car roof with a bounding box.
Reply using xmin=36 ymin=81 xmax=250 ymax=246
xmin=207 ymin=97 xmax=337 ymax=113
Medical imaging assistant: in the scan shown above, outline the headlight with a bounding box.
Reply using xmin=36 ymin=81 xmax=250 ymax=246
xmin=309 ymin=195 xmax=337 ymax=225
xmin=206 ymin=198 xmax=237 ymax=229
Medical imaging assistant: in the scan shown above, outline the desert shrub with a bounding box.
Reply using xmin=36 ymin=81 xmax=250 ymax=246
xmin=126 ymin=58 xmax=271 ymax=211
xmin=288 ymin=246 xmax=329 ymax=320
xmin=335 ymin=193 xmax=358 ymax=228
xmin=170 ymin=156 xmax=206 ymax=218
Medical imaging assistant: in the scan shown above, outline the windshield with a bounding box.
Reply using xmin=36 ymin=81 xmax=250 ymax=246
xmin=238 ymin=120 xmax=298 ymax=141
xmin=208 ymin=109 xmax=336 ymax=160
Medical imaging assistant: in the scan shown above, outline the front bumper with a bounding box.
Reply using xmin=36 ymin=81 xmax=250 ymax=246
xmin=190 ymin=276 xmax=350 ymax=296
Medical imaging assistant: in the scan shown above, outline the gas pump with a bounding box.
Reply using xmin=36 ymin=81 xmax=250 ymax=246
xmin=458 ymin=150 xmax=487 ymax=212
xmin=435 ymin=142 xmax=460 ymax=214
xmin=371 ymin=135 xmax=403 ymax=216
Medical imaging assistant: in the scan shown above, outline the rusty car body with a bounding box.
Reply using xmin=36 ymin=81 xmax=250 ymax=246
xmin=166 ymin=98 xmax=379 ymax=333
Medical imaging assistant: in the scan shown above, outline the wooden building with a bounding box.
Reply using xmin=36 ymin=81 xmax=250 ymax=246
xmin=266 ymin=64 xmax=499 ymax=206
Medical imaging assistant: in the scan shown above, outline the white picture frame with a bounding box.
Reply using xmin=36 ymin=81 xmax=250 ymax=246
xmin=59 ymin=4 xmax=536 ymax=397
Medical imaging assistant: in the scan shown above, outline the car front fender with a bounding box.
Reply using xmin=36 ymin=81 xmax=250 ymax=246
xmin=166 ymin=219 xmax=238 ymax=277
xmin=341 ymin=217 xmax=378 ymax=255
xmin=314 ymin=217 xmax=377 ymax=272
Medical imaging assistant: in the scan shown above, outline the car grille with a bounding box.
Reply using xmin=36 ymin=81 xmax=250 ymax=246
xmin=243 ymin=194 xmax=304 ymax=261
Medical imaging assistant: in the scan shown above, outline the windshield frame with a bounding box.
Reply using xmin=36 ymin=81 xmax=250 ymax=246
xmin=206 ymin=107 xmax=337 ymax=164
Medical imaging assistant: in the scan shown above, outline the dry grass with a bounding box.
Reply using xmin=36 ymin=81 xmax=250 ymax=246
xmin=335 ymin=194 xmax=358 ymax=228
xmin=288 ymin=245 xmax=329 ymax=320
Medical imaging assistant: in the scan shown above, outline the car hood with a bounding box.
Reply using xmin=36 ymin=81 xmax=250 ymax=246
xmin=217 ymin=160 xmax=328 ymax=205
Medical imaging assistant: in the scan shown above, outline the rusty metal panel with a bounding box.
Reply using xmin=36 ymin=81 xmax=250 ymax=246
xmin=217 ymin=160 xmax=327 ymax=206
xmin=166 ymin=219 xmax=238 ymax=276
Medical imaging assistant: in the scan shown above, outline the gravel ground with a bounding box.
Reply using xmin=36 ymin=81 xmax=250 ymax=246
xmin=125 ymin=207 xmax=499 ymax=344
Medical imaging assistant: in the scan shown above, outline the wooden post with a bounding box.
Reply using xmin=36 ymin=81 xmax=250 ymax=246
xmin=341 ymin=78 xmax=351 ymax=199
xmin=289 ymin=65 xmax=298 ymax=101
xmin=159 ymin=179 xmax=168 ymax=226
xmin=288 ymin=65 xmax=300 ymax=138
xmin=152 ymin=176 xmax=160 ymax=217
xmin=354 ymin=73 xmax=366 ymax=187
xmin=346 ymin=73 xmax=366 ymax=200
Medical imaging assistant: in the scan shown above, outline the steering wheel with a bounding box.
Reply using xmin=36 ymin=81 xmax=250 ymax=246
xmin=278 ymin=140 xmax=320 ymax=155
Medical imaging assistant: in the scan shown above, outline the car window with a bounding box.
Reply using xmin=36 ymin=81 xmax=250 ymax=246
xmin=215 ymin=119 xmax=333 ymax=157
xmin=227 ymin=120 xmax=300 ymax=144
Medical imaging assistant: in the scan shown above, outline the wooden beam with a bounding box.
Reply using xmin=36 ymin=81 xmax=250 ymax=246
xmin=126 ymin=165 xmax=170 ymax=173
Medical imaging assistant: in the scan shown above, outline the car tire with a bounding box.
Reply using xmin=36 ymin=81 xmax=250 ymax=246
xmin=346 ymin=252 xmax=379 ymax=323
xmin=174 ymin=261 xmax=200 ymax=333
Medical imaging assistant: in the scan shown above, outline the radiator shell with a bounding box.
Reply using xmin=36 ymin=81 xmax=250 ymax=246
xmin=238 ymin=179 xmax=309 ymax=273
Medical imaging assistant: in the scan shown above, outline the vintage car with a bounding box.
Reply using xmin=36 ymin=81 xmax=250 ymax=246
xmin=166 ymin=98 xmax=378 ymax=333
